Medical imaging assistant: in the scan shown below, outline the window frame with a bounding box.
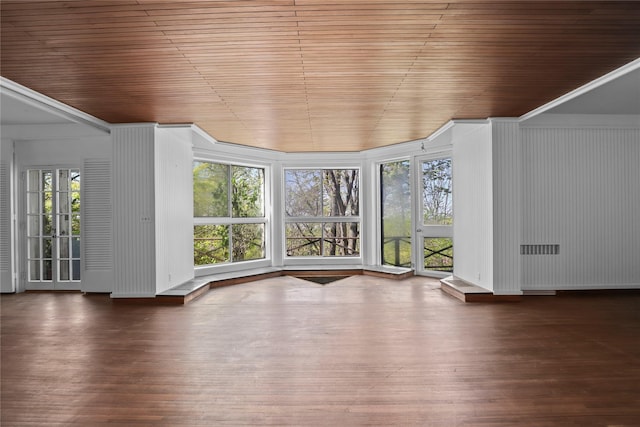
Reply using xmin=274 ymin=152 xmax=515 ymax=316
xmin=283 ymin=166 xmax=362 ymax=262
xmin=379 ymin=158 xmax=412 ymax=268
xmin=193 ymin=158 xmax=271 ymax=275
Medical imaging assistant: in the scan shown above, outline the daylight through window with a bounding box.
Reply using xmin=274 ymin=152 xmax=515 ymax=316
xmin=285 ymin=169 xmax=360 ymax=257
xmin=193 ymin=161 xmax=266 ymax=266
xmin=381 ymin=160 xmax=411 ymax=267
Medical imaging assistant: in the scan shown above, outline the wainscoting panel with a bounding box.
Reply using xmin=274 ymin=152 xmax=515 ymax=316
xmin=521 ymin=127 xmax=640 ymax=290
xmin=112 ymin=126 xmax=156 ymax=297
xmin=491 ymin=120 xmax=522 ymax=295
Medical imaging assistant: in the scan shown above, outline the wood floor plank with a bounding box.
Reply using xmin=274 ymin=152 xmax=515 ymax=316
xmin=2 ymin=275 xmax=640 ymax=426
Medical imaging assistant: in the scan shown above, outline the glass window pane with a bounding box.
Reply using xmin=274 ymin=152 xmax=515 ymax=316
xmin=43 ymin=260 xmax=53 ymax=281
xmin=72 ymin=215 xmax=81 ymax=236
xmin=59 ymin=237 xmax=69 ymax=258
xmin=72 ymin=260 xmax=81 ymax=281
xmin=58 ymin=192 xmax=70 ymax=213
xmin=28 ymin=193 xmax=39 ymax=214
xmin=381 ymin=160 xmax=411 ymax=267
xmin=43 ymin=238 xmax=52 ymax=258
xmin=70 ymin=170 xmax=81 ymax=208
xmin=71 ymin=192 xmax=81 ymax=213
xmin=29 ymin=261 xmax=40 ymax=281
xmin=28 ymin=238 xmax=40 ymax=259
xmin=59 ymin=260 xmax=69 ymax=281
xmin=28 ymin=170 xmax=39 ymax=191
xmin=323 ymin=222 xmax=359 ymax=256
xmin=193 ymin=161 xmax=229 ymax=217
xmin=383 ymin=237 xmax=411 ymax=267
xmin=422 ymin=158 xmax=453 ymax=225
xmin=232 ymin=224 xmax=265 ymax=262
xmin=285 ymin=170 xmax=321 ymax=217
xmin=58 ymin=170 xmax=70 ymax=191
xmin=59 ymin=215 xmax=70 ymax=236
xmin=322 ymin=169 xmax=359 ymax=217
xmin=71 ymin=170 xmax=81 ymax=184
xmin=286 ymin=223 xmax=321 ymax=256
xmin=28 ymin=215 xmax=39 ymax=236
xmin=42 ymin=171 xmax=52 ymax=192
xmin=194 ymin=225 xmax=229 ymax=265
xmin=424 ymin=237 xmax=453 ymax=272
xmin=42 ymin=215 xmax=53 ymax=235
xmin=42 ymin=192 xmax=53 ymax=214
xmin=232 ymin=166 xmax=264 ymax=218
xmin=72 ymin=238 xmax=81 ymax=258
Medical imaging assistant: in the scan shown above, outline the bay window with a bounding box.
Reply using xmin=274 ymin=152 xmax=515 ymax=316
xmin=193 ymin=161 xmax=266 ymax=266
xmin=284 ymin=168 xmax=360 ymax=257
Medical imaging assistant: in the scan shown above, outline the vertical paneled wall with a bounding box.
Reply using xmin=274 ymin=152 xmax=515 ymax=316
xmin=112 ymin=125 xmax=156 ymax=297
xmin=521 ymin=126 xmax=640 ymax=289
xmin=154 ymin=128 xmax=194 ymax=294
xmin=82 ymin=158 xmax=113 ymax=293
xmin=452 ymin=124 xmax=493 ymax=291
xmin=491 ymin=120 xmax=523 ymax=295
xmin=0 ymin=139 xmax=13 ymax=292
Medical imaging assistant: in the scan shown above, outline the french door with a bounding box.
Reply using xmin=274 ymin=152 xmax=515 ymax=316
xmin=25 ymin=168 xmax=81 ymax=290
xmin=415 ymin=155 xmax=453 ymax=277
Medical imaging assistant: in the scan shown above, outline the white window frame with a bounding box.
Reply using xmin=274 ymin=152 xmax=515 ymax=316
xmin=193 ymin=158 xmax=271 ymax=276
xmin=377 ymin=157 xmax=412 ymax=268
xmin=282 ymin=166 xmax=362 ymax=266
xmin=414 ymin=151 xmax=454 ymax=278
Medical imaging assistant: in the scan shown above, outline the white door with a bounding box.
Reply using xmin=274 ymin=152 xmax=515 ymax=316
xmin=24 ymin=168 xmax=81 ymax=290
xmin=415 ymin=155 xmax=453 ymax=277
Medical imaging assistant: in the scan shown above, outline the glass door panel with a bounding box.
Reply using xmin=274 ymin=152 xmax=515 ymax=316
xmin=416 ymin=156 xmax=453 ymax=277
xmin=25 ymin=168 xmax=81 ymax=289
xmin=380 ymin=160 xmax=411 ymax=267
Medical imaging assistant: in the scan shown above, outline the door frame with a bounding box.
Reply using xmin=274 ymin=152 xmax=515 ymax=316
xmin=20 ymin=164 xmax=82 ymax=291
xmin=413 ymin=152 xmax=453 ymax=278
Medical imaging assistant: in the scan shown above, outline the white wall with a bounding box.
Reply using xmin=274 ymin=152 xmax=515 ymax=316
xmin=154 ymin=127 xmax=194 ymax=294
xmin=112 ymin=125 xmax=157 ymax=297
xmin=452 ymin=123 xmax=493 ymax=291
xmin=521 ymin=122 xmax=640 ymax=290
xmin=14 ymin=138 xmax=111 ymax=165
xmin=490 ymin=120 xmax=523 ymax=295
xmin=13 ymin=137 xmax=112 ymax=293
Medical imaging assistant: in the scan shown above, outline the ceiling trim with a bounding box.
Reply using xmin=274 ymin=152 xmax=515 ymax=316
xmin=519 ymin=57 xmax=640 ymax=122
xmin=1 ymin=77 xmax=111 ymax=135
xmin=1 ymin=123 xmax=109 ymax=140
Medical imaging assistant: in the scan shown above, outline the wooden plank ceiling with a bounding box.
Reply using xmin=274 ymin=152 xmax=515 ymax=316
xmin=2 ymin=1 xmax=639 ymax=152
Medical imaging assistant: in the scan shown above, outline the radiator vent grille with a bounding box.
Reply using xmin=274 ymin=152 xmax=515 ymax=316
xmin=521 ymin=244 xmax=560 ymax=255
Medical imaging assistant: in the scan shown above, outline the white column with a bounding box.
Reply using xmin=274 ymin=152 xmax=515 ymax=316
xmin=490 ymin=119 xmax=523 ymax=295
xmin=112 ymin=124 xmax=157 ymax=297
xmin=452 ymin=122 xmax=493 ymax=291
xmin=153 ymin=127 xmax=194 ymax=294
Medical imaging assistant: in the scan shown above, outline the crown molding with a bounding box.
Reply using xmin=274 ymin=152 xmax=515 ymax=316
xmin=1 ymin=77 xmax=111 ymax=134
xmin=519 ymin=57 xmax=640 ymax=121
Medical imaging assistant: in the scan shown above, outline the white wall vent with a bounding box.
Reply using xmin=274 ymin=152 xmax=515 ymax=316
xmin=83 ymin=159 xmax=112 ymax=270
xmin=520 ymin=244 xmax=560 ymax=255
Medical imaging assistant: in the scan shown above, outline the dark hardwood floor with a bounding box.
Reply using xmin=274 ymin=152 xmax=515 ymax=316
xmin=2 ymin=275 xmax=640 ymax=426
